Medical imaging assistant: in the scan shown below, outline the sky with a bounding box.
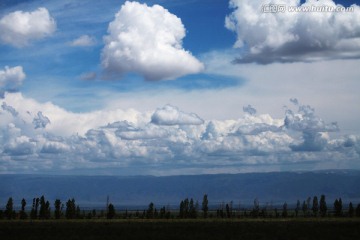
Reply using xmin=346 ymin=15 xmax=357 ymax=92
xmin=0 ymin=0 xmax=360 ymax=176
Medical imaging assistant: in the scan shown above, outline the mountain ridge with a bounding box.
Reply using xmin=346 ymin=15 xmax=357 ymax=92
xmin=1 ymin=169 xmax=360 ymax=208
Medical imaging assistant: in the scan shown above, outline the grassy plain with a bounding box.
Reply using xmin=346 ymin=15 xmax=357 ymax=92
xmin=1 ymin=218 xmax=360 ymax=240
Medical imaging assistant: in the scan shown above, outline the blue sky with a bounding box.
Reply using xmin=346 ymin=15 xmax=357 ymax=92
xmin=1 ymin=0 xmax=360 ymax=175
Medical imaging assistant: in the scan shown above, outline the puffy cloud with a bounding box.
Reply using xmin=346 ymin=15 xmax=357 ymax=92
xmin=0 ymin=8 xmax=56 ymax=47
xmin=243 ymin=104 xmax=257 ymax=115
xmin=225 ymin=0 xmax=360 ymax=64
xmin=2 ymin=123 xmax=36 ymax=156
xmin=151 ymin=105 xmax=204 ymax=126
xmin=284 ymin=104 xmax=339 ymax=133
xmin=0 ymin=66 xmax=26 ymax=97
xmin=70 ymin=35 xmax=96 ymax=47
xmin=284 ymin=100 xmax=339 ymax=152
xmin=101 ymin=1 xmax=204 ymax=81
xmin=32 ymin=111 xmax=51 ymax=129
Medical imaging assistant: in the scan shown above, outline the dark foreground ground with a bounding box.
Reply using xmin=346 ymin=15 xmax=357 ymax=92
xmin=1 ymin=219 xmax=360 ymax=240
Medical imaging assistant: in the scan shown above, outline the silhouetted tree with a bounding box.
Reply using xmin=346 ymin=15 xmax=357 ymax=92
xmin=282 ymin=202 xmax=288 ymax=218
xmin=312 ymin=196 xmax=319 ymax=217
xmin=319 ymin=195 xmax=327 ymax=217
xmin=302 ymin=200 xmax=308 ymax=217
xmin=146 ymin=202 xmax=154 ymax=219
xmin=54 ymin=199 xmax=62 ymax=219
xmin=5 ymin=197 xmax=14 ymax=220
xmin=334 ymin=198 xmax=343 ymax=217
xmin=348 ymin=202 xmax=354 ymax=218
xmin=65 ymin=198 xmax=76 ymax=219
xmin=107 ymin=203 xmax=115 ymax=219
xmin=202 ymin=194 xmax=209 ymax=218
xmin=179 ymin=200 xmax=185 ymax=218
xmin=154 ymin=208 xmax=158 ymax=218
xmin=252 ymin=198 xmax=260 ymax=217
xmin=30 ymin=197 xmax=40 ymax=219
xmin=295 ymin=200 xmax=300 ymax=217
xmin=160 ymin=206 xmax=166 ymax=219
xmin=20 ymin=198 xmax=27 ymax=219
xmin=39 ymin=196 xmax=51 ymax=219
xmin=189 ymin=198 xmax=197 ymax=218
xmin=179 ymin=198 xmax=191 ymax=218
xmin=226 ymin=204 xmax=231 ymax=218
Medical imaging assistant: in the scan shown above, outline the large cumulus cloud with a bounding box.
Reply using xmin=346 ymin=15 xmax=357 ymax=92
xmin=0 ymin=93 xmax=359 ymax=175
xmin=0 ymin=8 xmax=56 ymax=47
xmin=101 ymin=1 xmax=204 ymax=81
xmin=225 ymin=0 xmax=360 ymax=64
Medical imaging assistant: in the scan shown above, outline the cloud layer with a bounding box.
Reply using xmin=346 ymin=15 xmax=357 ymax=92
xmin=101 ymin=1 xmax=204 ymax=80
xmin=0 ymin=7 xmax=56 ymax=47
xmin=1 ymin=93 xmax=359 ymax=175
xmin=225 ymin=0 xmax=360 ymax=64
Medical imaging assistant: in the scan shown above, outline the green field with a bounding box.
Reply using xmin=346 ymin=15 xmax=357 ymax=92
xmin=1 ymin=218 xmax=360 ymax=240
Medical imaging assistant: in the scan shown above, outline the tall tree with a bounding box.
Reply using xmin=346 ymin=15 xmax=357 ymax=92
xmin=30 ymin=197 xmax=40 ymax=219
xmin=65 ymin=198 xmax=76 ymax=219
xmin=253 ymin=198 xmax=260 ymax=217
xmin=5 ymin=197 xmax=14 ymax=220
xmin=189 ymin=198 xmax=197 ymax=219
xmin=107 ymin=203 xmax=115 ymax=219
xmin=39 ymin=196 xmax=50 ymax=219
xmin=302 ymin=200 xmax=307 ymax=217
xmin=146 ymin=202 xmax=154 ymax=219
xmin=319 ymin=195 xmax=327 ymax=217
xmin=202 ymin=194 xmax=209 ymax=218
xmin=179 ymin=200 xmax=185 ymax=218
xmin=226 ymin=204 xmax=231 ymax=218
xmin=20 ymin=198 xmax=27 ymax=219
xmin=282 ymin=202 xmax=288 ymax=218
xmin=184 ymin=198 xmax=189 ymax=218
xmin=295 ymin=200 xmax=301 ymax=217
xmin=348 ymin=202 xmax=354 ymax=218
xmin=312 ymin=196 xmax=319 ymax=217
xmin=54 ymin=199 xmax=62 ymax=219
xmin=334 ymin=198 xmax=343 ymax=217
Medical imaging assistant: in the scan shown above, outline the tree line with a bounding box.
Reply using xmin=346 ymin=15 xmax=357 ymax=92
xmin=1 ymin=194 xmax=360 ymax=220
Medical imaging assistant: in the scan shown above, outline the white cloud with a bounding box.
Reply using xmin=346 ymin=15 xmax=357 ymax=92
xmin=101 ymin=1 xmax=204 ymax=81
xmin=70 ymin=35 xmax=96 ymax=47
xmin=0 ymin=66 xmax=26 ymax=97
xmin=151 ymin=105 xmax=204 ymax=126
xmin=225 ymin=0 xmax=360 ymax=63
xmin=243 ymin=105 xmax=257 ymax=115
xmin=0 ymin=7 xmax=56 ymax=47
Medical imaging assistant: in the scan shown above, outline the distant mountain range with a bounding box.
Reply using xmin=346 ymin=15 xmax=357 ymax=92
xmin=1 ymin=170 xmax=360 ymax=209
